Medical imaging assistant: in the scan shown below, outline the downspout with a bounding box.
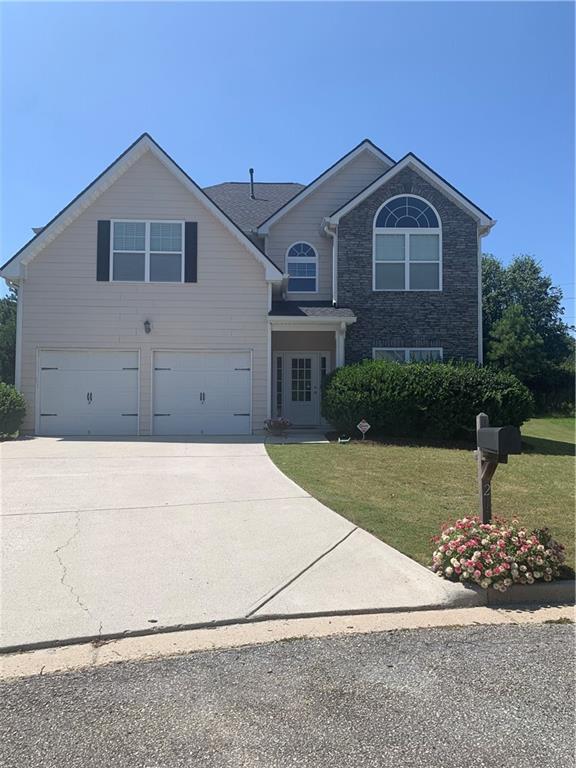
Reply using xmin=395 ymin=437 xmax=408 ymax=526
xmin=477 ymin=219 xmax=496 ymax=365
xmin=323 ymin=219 xmax=338 ymax=305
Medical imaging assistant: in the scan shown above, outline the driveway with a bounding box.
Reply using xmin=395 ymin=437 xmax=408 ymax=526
xmin=1 ymin=437 xmax=479 ymax=650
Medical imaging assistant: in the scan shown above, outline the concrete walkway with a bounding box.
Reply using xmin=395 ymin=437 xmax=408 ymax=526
xmin=1 ymin=437 xmax=480 ymax=651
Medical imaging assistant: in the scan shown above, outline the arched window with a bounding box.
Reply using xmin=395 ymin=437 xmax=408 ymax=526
xmin=286 ymin=242 xmax=318 ymax=293
xmin=373 ymin=195 xmax=441 ymax=291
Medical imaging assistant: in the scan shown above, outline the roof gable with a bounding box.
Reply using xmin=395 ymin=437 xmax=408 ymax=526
xmin=256 ymin=139 xmax=395 ymax=234
xmin=1 ymin=134 xmax=284 ymax=281
xmin=327 ymin=153 xmax=495 ymax=232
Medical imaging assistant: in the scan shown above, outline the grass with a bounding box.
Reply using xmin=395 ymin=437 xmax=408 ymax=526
xmin=267 ymin=416 xmax=575 ymax=571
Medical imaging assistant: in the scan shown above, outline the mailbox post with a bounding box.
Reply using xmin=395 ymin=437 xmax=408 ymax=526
xmin=475 ymin=413 xmax=522 ymax=524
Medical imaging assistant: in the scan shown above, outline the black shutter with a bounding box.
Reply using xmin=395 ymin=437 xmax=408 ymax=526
xmin=184 ymin=222 xmax=198 ymax=283
xmin=96 ymin=220 xmax=111 ymax=281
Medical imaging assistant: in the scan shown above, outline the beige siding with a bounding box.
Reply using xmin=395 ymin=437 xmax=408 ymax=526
xmin=20 ymin=151 xmax=270 ymax=434
xmin=266 ymin=149 xmax=388 ymax=301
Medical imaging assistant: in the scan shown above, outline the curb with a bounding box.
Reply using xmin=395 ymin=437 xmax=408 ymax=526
xmin=1 ymin=604 xmax=573 ymax=681
xmin=0 ymin=600 xmax=481 ymax=656
xmin=486 ymin=579 xmax=575 ymax=607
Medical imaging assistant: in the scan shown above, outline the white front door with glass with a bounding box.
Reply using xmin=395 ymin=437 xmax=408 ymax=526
xmin=275 ymin=352 xmax=330 ymax=427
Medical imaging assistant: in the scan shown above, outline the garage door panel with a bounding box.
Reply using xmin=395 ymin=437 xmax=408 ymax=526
xmin=40 ymin=350 xmax=138 ymax=372
xmin=38 ymin=351 xmax=139 ymax=436
xmin=153 ymin=351 xmax=251 ymax=436
xmin=204 ymin=371 xmax=251 ymax=413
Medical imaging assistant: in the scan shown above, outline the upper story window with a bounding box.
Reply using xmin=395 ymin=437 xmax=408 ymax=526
xmin=286 ymin=242 xmax=318 ymax=293
xmin=112 ymin=221 xmax=184 ymax=282
xmin=373 ymin=196 xmax=441 ymax=291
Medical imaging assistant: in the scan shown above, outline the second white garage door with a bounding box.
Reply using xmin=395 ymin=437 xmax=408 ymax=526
xmin=153 ymin=351 xmax=252 ymax=435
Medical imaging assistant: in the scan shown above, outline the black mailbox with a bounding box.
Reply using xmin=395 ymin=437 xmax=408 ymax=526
xmin=477 ymin=426 xmax=521 ymax=461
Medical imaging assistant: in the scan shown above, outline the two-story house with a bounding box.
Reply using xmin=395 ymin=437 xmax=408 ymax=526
xmin=1 ymin=134 xmax=494 ymax=436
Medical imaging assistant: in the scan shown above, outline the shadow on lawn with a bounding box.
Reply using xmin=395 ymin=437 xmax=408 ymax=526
xmin=327 ymin=432 xmax=575 ymax=457
xmin=521 ymin=436 xmax=575 ymax=457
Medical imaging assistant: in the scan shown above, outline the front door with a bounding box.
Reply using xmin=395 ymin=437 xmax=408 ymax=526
xmin=282 ymin=352 xmax=331 ymax=427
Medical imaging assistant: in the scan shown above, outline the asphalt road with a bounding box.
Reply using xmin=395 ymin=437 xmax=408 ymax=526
xmin=1 ymin=623 xmax=574 ymax=768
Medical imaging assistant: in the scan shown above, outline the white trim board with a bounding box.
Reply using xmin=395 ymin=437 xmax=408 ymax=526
xmin=1 ymin=134 xmax=284 ymax=282
xmin=256 ymin=139 xmax=394 ymax=234
xmin=326 ymin=153 xmax=496 ymax=233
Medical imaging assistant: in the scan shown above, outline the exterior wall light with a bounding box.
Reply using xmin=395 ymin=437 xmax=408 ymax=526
xmin=144 ymin=320 xmax=152 ymax=334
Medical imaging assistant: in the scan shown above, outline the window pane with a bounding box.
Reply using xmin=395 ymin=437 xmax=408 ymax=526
xmin=410 ymin=234 xmax=439 ymax=262
xmin=112 ymin=252 xmax=145 ymax=281
xmin=375 ymin=234 xmax=405 ymax=262
xmin=410 ymin=262 xmax=439 ymax=290
xmin=113 ymin=222 xmax=145 ymax=251
xmin=410 ymin=349 xmax=442 ymax=362
xmin=150 ymin=253 xmax=182 ymax=282
xmin=375 ymin=262 xmax=405 ymax=290
xmin=374 ymin=349 xmax=406 ymax=362
xmin=288 ymin=261 xmax=316 ymax=277
xmin=150 ymin=223 xmax=182 ymax=252
xmin=288 ymin=242 xmax=315 ymax=259
xmin=288 ymin=277 xmax=316 ymax=292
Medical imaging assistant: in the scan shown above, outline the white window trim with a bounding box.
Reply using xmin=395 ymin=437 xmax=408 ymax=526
xmin=285 ymin=241 xmax=319 ymax=295
xmin=110 ymin=220 xmax=185 ymax=283
xmin=372 ymin=195 xmax=442 ymax=292
xmin=372 ymin=347 xmax=444 ymax=362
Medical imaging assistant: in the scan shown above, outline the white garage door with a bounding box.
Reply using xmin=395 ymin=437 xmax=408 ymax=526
xmin=38 ymin=351 xmax=139 ymax=436
xmin=153 ymin=351 xmax=251 ymax=435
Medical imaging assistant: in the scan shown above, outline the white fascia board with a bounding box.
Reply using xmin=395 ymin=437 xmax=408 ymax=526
xmin=326 ymin=155 xmax=496 ymax=230
xmin=147 ymin=141 xmax=283 ymax=281
xmin=1 ymin=144 xmax=148 ymax=278
xmin=1 ymin=134 xmax=284 ymax=283
xmin=256 ymin=141 xmax=394 ymax=235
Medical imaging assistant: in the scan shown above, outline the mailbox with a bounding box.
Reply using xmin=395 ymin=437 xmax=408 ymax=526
xmin=477 ymin=425 xmax=521 ymax=462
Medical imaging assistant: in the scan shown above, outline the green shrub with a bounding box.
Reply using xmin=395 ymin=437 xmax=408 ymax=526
xmin=322 ymin=361 xmax=534 ymax=440
xmin=0 ymin=382 xmax=26 ymax=437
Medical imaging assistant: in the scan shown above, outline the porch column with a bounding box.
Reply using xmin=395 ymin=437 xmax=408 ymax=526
xmin=335 ymin=322 xmax=347 ymax=367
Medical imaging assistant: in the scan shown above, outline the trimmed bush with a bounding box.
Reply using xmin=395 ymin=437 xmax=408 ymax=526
xmin=0 ymin=382 xmax=26 ymax=437
xmin=322 ymin=361 xmax=534 ymax=440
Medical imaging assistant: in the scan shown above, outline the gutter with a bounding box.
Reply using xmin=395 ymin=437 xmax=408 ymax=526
xmin=323 ymin=218 xmax=338 ymax=306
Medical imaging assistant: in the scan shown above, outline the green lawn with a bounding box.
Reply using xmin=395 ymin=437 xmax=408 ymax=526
xmin=267 ymin=416 xmax=575 ymax=570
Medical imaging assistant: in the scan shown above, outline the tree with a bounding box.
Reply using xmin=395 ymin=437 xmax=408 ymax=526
xmin=487 ymin=304 xmax=545 ymax=382
xmin=482 ymin=254 xmax=573 ymax=365
xmin=0 ymin=284 xmax=17 ymax=385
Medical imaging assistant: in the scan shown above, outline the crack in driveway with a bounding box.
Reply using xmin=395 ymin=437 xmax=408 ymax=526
xmin=54 ymin=512 xmax=93 ymax=618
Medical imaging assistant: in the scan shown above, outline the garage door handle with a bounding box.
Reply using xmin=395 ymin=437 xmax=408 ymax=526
xmin=86 ymin=392 xmax=93 ymax=404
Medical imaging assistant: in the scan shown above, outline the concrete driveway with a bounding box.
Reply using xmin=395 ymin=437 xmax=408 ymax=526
xmin=1 ymin=437 xmax=479 ymax=650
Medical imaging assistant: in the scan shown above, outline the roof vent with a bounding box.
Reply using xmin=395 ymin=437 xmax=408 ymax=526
xmin=249 ymin=168 xmax=255 ymax=200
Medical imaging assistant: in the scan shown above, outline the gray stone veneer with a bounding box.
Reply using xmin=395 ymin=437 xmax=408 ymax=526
xmin=338 ymin=166 xmax=480 ymax=363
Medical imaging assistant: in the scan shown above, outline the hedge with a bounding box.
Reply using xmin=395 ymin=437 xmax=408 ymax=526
xmin=322 ymin=361 xmax=534 ymax=440
xmin=0 ymin=382 xmax=26 ymax=438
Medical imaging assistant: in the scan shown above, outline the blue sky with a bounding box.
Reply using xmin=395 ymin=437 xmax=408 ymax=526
xmin=1 ymin=1 xmax=574 ymax=322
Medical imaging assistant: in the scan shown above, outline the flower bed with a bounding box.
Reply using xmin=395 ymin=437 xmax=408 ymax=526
xmin=264 ymin=417 xmax=291 ymax=436
xmin=432 ymin=516 xmax=565 ymax=592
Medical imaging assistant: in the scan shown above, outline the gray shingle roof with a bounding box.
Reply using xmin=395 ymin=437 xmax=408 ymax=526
xmin=269 ymin=301 xmax=356 ymax=318
xmin=203 ymin=182 xmax=305 ymax=233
